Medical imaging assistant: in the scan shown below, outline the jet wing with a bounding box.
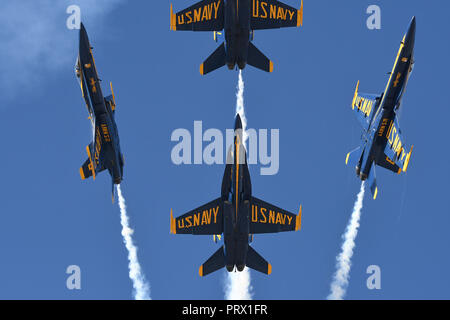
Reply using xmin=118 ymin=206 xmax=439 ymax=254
xmin=379 ymin=118 xmax=413 ymax=173
xmin=170 ymin=198 xmax=223 ymax=235
xmin=250 ymin=0 xmax=303 ymax=30
xmin=250 ymin=197 xmax=301 ymax=234
xmin=351 ymin=81 xmax=380 ymax=131
xmin=170 ymin=0 xmax=224 ymax=31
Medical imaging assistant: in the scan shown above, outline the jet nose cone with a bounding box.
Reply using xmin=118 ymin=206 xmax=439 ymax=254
xmin=79 ymin=22 xmax=87 ymax=37
xmin=235 ymin=114 xmax=243 ymax=130
xmin=79 ymin=22 xmax=88 ymax=45
xmin=408 ymin=16 xmax=416 ymax=33
xmin=405 ymin=16 xmax=416 ymax=42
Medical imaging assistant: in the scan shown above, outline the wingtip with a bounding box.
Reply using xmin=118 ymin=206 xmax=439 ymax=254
xmin=352 ymin=80 xmax=360 ymax=109
xmin=170 ymin=209 xmax=176 ymax=234
xmin=170 ymin=4 xmax=176 ymax=31
xmin=79 ymin=167 xmax=85 ymax=180
xmin=295 ymin=205 xmax=302 ymax=231
xmin=297 ymin=0 xmax=303 ymax=27
xmin=199 ymin=265 xmax=204 ymax=277
xmin=345 ymin=152 xmax=350 ymax=165
xmin=267 ymin=264 xmax=272 ymax=275
xmin=200 ymin=63 xmax=205 ymax=75
xmin=403 ymin=145 xmax=414 ymax=172
xmin=373 ymin=187 xmax=378 ymax=200
xmin=269 ymin=61 xmax=274 ymax=73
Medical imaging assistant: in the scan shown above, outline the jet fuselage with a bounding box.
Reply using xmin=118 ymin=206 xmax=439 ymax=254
xmin=221 ymin=114 xmax=252 ymax=271
xmin=224 ymin=0 xmax=252 ymax=70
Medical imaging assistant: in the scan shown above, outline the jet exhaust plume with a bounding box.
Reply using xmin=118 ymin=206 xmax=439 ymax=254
xmin=235 ymin=70 xmax=248 ymax=144
xmin=327 ymin=182 xmax=365 ymax=300
xmin=117 ymin=184 xmax=151 ymax=300
xmin=224 ymin=268 xmax=253 ymax=300
xmin=224 ymin=70 xmax=253 ymax=300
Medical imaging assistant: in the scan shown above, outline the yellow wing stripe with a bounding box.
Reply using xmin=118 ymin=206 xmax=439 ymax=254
xmin=170 ymin=209 xmax=177 ymax=234
xmin=170 ymin=4 xmax=177 ymax=30
xmin=295 ymin=205 xmax=302 ymax=231
xmin=297 ymin=0 xmax=304 ymax=27
xmin=403 ymin=145 xmax=413 ymax=172
xmin=79 ymin=167 xmax=85 ymax=180
xmin=352 ymin=80 xmax=360 ymax=110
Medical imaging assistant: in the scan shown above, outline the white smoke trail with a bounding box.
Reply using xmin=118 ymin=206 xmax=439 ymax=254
xmin=224 ymin=70 xmax=253 ymax=300
xmin=224 ymin=268 xmax=253 ymax=300
xmin=116 ymin=184 xmax=151 ymax=300
xmin=235 ymin=70 xmax=248 ymax=144
xmin=327 ymin=182 xmax=365 ymax=300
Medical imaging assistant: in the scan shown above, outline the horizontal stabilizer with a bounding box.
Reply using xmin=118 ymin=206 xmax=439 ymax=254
xmin=345 ymin=147 xmax=362 ymax=168
xmin=199 ymin=246 xmax=225 ymax=277
xmin=246 ymin=246 xmax=271 ymax=275
xmin=247 ymin=42 xmax=273 ymax=73
xmin=200 ymin=43 xmax=226 ymax=75
xmin=80 ymin=158 xmax=94 ymax=180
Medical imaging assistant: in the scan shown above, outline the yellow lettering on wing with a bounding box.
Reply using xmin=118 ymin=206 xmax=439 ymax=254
xmin=193 ymin=8 xmax=201 ymax=22
xmin=177 ymin=14 xmax=185 ymax=25
xmin=268 ymin=210 xmax=275 ymax=224
xmin=177 ymin=0 xmax=221 ymax=26
xmin=201 ymin=210 xmax=211 ymax=225
xmin=270 ymin=4 xmax=276 ymax=19
xmin=286 ymin=215 xmax=292 ymax=225
xmin=260 ymin=207 xmax=267 ymax=223
xmin=186 ymin=12 xmax=192 ymax=24
xmin=251 ymin=205 xmax=294 ymax=226
xmin=252 ymin=205 xmax=258 ymax=222
xmin=213 ymin=1 xmax=221 ymax=19
xmin=185 ymin=216 xmax=192 ymax=228
xmin=253 ymin=0 xmax=259 ymax=17
xmin=261 ymin=2 xmax=268 ymax=18
xmin=193 ymin=212 xmax=200 ymax=226
xmin=252 ymin=0 xmax=294 ymax=21
xmin=213 ymin=206 xmax=219 ymax=223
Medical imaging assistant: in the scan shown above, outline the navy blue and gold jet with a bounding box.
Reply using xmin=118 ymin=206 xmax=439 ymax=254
xmin=346 ymin=17 xmax=416 ymax=200
xmin=76 ymin=23 xmax=124 ymax=202
xmin=170 ymin=114 xmax=302 ymax=276
xmin=170 ymin=0 xmax=303 ymax=75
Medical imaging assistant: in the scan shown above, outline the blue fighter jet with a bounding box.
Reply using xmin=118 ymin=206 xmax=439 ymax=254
xmin=346 ymin=17 xmax=416 ymax=200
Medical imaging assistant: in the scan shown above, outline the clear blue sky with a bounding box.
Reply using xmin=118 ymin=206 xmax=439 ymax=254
xmin=0 ymin=0 xmax=449 ymax=299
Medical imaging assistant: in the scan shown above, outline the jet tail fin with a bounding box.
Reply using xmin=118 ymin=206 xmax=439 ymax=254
xmin=246 ymin=245 xmax=272 ymax=275
xmin=200 ymin=42 xmax=226 ymax=75
xmin=199 ymin=245 xmax=226 ymax=277
xmin=247 ymin=42 xmax=273 ymax=73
